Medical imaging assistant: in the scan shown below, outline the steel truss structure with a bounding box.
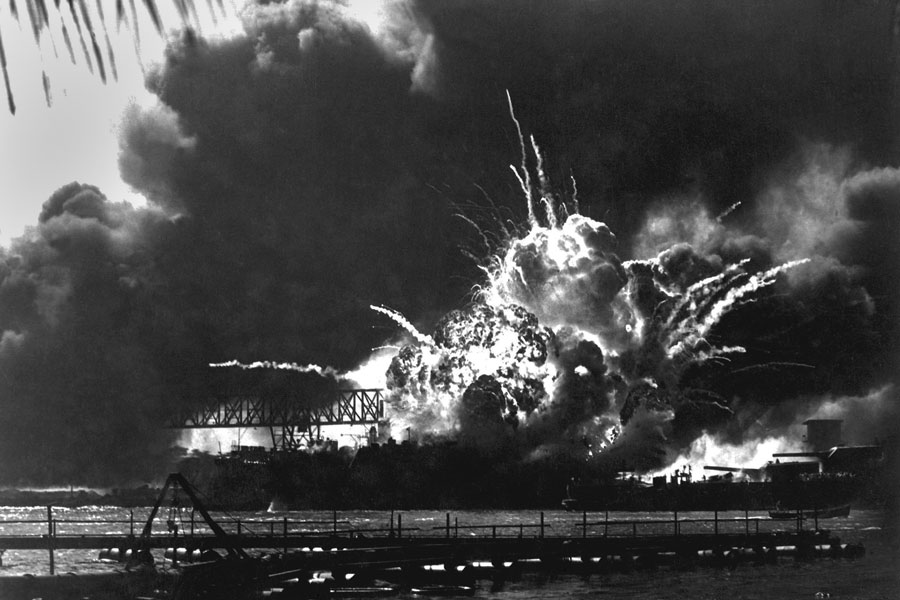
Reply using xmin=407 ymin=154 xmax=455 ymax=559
xmin=168 ymin=389 xmax=384 ymax=450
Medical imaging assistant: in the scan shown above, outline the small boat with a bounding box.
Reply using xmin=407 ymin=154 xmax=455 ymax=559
xmin=769 ymin=504 xmax=851 ymax=520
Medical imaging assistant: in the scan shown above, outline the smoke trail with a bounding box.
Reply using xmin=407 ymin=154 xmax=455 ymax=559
xmin=506 ymin=90 xmax=537 ymax=227
xmin=380 ymin=137 xmax=897 ymax=473
xmin=370 ymin=305 xmax=436 ymax=347
xmin=665 ymin=258 xmax=811 ymax=361
xmin=209 ymin=359 xmax=334 ymax=375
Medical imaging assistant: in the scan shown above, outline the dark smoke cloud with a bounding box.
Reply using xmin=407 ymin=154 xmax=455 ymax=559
xmin=2 ymin=0 xmax=899 ymax=484
xmin=0 ymin=184 xmax=182 ymax=485
xmin=629 ymin=144 xmax=900 ymax=458
xmin=414 ymin=0 xmax=898 ymax=234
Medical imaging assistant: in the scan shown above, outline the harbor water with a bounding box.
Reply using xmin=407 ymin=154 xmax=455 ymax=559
xmin=1 ymin=507 xmax=898 ymax=599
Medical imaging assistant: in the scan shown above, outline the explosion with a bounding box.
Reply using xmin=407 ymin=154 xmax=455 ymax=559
xmin=4 ymin=0 xmax=898 ymax=488
xmin=383 ymin=302 xmax=554 ymax=439
xmin=379 ymin=137 xmax=816 ymax=474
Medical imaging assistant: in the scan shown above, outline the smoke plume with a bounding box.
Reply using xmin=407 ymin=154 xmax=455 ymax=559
xmin=1 ymin=0 xmax=899 ymax=484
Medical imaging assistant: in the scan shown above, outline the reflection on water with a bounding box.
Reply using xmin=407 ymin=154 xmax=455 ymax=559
xmin=0 ymin=508 xmax=898 ymax=599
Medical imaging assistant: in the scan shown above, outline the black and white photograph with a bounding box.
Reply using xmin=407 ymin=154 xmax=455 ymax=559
xmin=0 ymin=1 xmax=899 ymax=598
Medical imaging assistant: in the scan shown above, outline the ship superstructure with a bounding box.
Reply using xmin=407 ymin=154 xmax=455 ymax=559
xmin=562 ymin=419 xmax=884 ymax=512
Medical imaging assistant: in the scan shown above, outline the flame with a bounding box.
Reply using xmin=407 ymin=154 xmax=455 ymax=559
xmin=655 ymin=431 xmax=807 ymax=479
xmin=221 ymin=127 xmax=811 ymax=473
xmin=374 ymin=136 xmax=810 ymax=472
xmin=381 ymin=206 xmax=806 ymax=442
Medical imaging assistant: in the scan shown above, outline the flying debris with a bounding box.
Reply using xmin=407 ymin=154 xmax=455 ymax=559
xmin=370 ymin=305 xmax=436 ymax=348
xmin=228 ymin=120 xmax=835 ymax=477
xmin=716 ymin=201 xmax=742 ymax=222
xmin=375 ymin=137 xmax=813 ymax=474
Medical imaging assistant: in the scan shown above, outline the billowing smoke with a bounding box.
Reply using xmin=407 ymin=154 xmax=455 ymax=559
xmin=0 ymin=183 xmax=182 ymax=484
xmin=2 ymin=0 xmax=900 ymax=484
xmin=384 ymin=142 xmax=900 ymax=472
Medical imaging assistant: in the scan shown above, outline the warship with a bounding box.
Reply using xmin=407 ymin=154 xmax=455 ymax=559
xmin=190 ymin=435 xmax=584 ymax=510
xmin=561 ymin=419 xmax=884 ymax=512
xmin=182 ymin=418 xmax=886 ymax=513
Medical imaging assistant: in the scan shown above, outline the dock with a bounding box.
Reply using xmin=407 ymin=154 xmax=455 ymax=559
xmin=0 ymin=474 xmax=866 ymax=599
xmin=0 ymin=506 xmax=861 ymax=563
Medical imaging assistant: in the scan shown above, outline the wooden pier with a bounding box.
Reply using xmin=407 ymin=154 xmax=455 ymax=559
xmin=0 ymin=474 xmax=866 ymax=599
xmin=0 ymin=506 xmax=860 ymax=563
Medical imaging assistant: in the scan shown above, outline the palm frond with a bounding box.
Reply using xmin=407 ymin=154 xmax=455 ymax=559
xmin=94 ymin=0 xmax=119 ymax=81
xmin=77 ymin=0 xmax=107 ymax=82
xmin=25 ymin=0 xmax=47 ymax=43
xmin=60 ymin=12 xmax=78 ymax=64
xmin=67 ymin=0 xmax=96 ymax=75
xmin=1 ymin=0 xmax=205 ymax=114
xmin=141 ymin=0 xmax=162 ymax=33
xmin=114 ymin=0 xmax=124 ymax=26
xmin=0 ymin=25 xmax=15 ymax=113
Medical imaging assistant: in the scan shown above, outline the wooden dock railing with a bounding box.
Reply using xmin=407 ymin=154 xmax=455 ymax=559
xmin=0 ymin=507 xmax=829 ymax=575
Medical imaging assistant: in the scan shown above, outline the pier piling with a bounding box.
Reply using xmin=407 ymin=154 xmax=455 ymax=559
xmin=46 ymin=505 xmax=54 ymax=575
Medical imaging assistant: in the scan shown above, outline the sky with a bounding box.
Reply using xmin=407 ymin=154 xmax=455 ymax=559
xmin=0 ymin=0 xmax=899 ymax=486
xmin=0 ymin=0 xmax=244 ymax=246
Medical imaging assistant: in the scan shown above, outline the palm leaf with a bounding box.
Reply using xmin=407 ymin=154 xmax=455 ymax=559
xmin=203 ymin=0 xmax=216 ymax=26
xmin=0 ymin=25 xmax=14 ymax=113
xmin=2 ymin=0 xmax=205 ymax=113
xmin=94 ymin=0 xmax=118 ymax=80
xmin=141 ymin=0 xmax=162 ymax=33
xmin=35 ymin=0 xmax=49 ymax=23
xmin=66 ymin=0 xmax=95 ymax=74
xmin=60 ymin=13 xmax=77 ymax=64
xmin=78 ymin=0 xmax=106 ymax=83
xmin=25 ymin=0 xmax=45 ymax=42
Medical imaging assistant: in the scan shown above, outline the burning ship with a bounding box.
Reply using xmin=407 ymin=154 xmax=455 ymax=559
xmin=561 ymin=419 xmax=884 ymax=513
xmin=180 ymin=388 xmax=886 ymax=512
xmin=174 ymin=133 xmax=898 ymax=514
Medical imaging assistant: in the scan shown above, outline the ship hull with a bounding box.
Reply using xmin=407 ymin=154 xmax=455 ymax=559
xmin=561 ymin=480 xmax=775 ymax=512
xmin=769 ymin=503 xmax=851 ymax=520
xmin=561 ymin=476 xmax=866 ymax=513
